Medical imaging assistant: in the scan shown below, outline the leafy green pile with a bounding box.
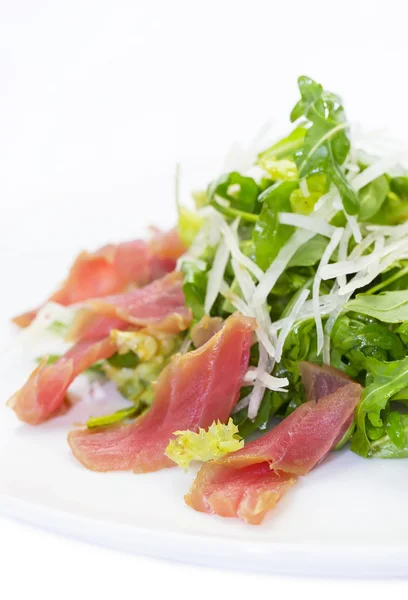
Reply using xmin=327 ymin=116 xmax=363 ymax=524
xmin=177 ymin=75 xmax=408 ymax=460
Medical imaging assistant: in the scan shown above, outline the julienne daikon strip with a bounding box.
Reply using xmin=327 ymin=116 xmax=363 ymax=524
xmin=337 ymin=224 xmax=352 ymax=288
xmin=344 ymin=213 xmax=362 ymax=243
xmin=338 ymin=237 xmax=408 ymax=297
xmin=252 ymin=192 xmax=338 ymax=308
xmin=313 ymin=228 xmax=344 ymax=355
xmin=274 ymin=289 xmax=310 ymax=362
xmin=204 ymin=236 xmax=230 ymax=314
xmin=243 ymin=367 xmax=289 ymax=391
xmin=278 ymin=213 xmax=336 ymax=237
xmin=218 ymin=218 xmax=264 ymax=281
xmin=247 ymin=342 xmax=268 ymax=420
xmin=252 ymin=228 xmax=316 ymax=307
xmin=219 ymin=281 xmax=253 ymax=317
xmin=231 ymin=258 xmax=276 ymax=358
xmin=271 ymin=296 xmax=338 ymax=332
xmin=204 ymin=218 xmax=239 ymax=314
xmin=219 ymin=281 xmax=276 ymax=358
xmin=351 ymin=153 xmax=408 ymax=191
xmin=321 ymin=234 xmax=402 ymax=281
xmin=323 ymin=287 xmax=356 ymax=365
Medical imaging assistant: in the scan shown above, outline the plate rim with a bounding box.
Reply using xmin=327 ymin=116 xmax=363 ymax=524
xmin=1 ymin=489 xmax=407 ymax=578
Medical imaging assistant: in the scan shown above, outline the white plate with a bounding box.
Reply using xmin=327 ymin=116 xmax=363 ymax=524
xmin=1 ymin=249 xmax=408 ymax=578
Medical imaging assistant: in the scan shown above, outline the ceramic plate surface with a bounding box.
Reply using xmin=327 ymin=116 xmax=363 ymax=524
xmin=1 ymin=240 xmax=408 ymax=578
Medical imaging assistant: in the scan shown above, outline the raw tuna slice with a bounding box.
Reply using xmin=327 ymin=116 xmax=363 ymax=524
xmin=68 ymin=314 xmax=255 ymax=472
xmin=8 ymin=337 xmax=117 ymax=425
xmin=67 ymin=272 xmax=191 ymax=342
xmin=13 ymin=229 xmax=186 ymax=328
xmin=186 ymin=363 xmax=361 ymax=524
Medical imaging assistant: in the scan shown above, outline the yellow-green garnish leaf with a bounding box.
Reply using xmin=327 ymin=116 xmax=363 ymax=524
xmin=178 ymin=206 xmax=204 ymax=247
xmin=165 ymin=418 xmax=244 ymax=471
xmin=258 ymin=157 xmax=298 ymax=181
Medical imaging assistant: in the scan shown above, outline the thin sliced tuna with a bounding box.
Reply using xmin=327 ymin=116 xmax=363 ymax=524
xmin=13 ymin=229 xmax=186 ymax=328
xmin=185 ymin=463 xmax=296 ymax=525
xmin=186 ymin=363 xmax=361 ymax=524
xmin=8 ymin=337 xmax=117 ymax=425
xmin=67 ymin=272 xmax=192 ymax=342
xmin=68 ymin=314 xmax=255 ymax=472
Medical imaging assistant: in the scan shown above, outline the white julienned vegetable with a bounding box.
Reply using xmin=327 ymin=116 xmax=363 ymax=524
xmin=313 ymin=228 xmax=344 ymax=356
xmin=180 ymin=137 xmax=408 ymax=421
xmin=274 ymin=289 xmax=310 ymax=363
xmin=278 ymin=213 xmax=336 ymax=238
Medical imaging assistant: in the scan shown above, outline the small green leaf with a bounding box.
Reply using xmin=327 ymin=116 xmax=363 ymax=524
xmin=359 ymin=175 xmax=389 ymax=221
xmin=35 ymin=354 xmax=61 ymax=365
xmin=181 ymin=262 xmax=208 ymax=321
xmin=258 ymin=127 xmax=306 ymax=161
xmin=253 ymin=181 xmax=298 ymax=270
xmin=207 ymin=172 xmax=260 ymax=215
xmin=47 ymin=320 xmax=68 ymax=336
xmin=107 ymin=351 xmax=141 ymax=369
xmin=346 ymin=291 xmax=408 ymax=323
xmin=86 ymin=403 xmax=146 ymax=429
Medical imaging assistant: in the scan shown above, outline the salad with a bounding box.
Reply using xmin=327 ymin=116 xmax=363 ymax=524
xmin=9 ymin=76 xmax=408 ymax=525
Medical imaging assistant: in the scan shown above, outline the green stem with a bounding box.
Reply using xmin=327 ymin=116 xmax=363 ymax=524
xmin=211 ymin=202 xmax=259 ymax=223
xmin=366 ymin=265 xmax=408 ymax=295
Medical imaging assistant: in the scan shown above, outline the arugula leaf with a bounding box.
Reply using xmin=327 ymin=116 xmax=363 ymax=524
xmin=351 ymin=355 xmax=408 ymax=457
xmin=345 ymin=291 xmax=408 ymax=323
xmin=390 ymin=176 xmax=408 ymax=199
xmin=107 ymin=351 xmax=140 ymax=369
xmin=253 ymin=181 xmax=298 ymax=270
xmin=258 ymin=127 xmax=307 ymax=161
xmin=207 ymin=172 xmax=260 ymax=216
xmin=289 ymin=174 xmax=329 ymax=215
xmin=288 ymin=234 xmax=328 ymax=267
xmin=290 ymin=76 xmax=359 ymax=215
xmin=331 ymin=316 xmax=405 ymax=363
xmin=369 ymin=414 xmax=408 ymax=458
xmin=181 ymin=262 xmax=208 ymax=321
xmin=358 ymin=175 xmax=389 ymax=221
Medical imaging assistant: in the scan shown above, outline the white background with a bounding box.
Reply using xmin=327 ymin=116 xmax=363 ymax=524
xmin=2 ymin=0 xmax=408 ymax=597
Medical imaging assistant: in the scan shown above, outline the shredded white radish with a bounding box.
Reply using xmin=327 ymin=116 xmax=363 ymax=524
xmin=219 ymin=219 xmax=264 ymax=281
xmin=243 ymin=368 xmax=258 ymax=384
xmin=252 ymin=229 xmax=315 ymax=308
xmin=278 ymin=213 xmax=336 ymax=237
xmin=204 ymin=236 xmax=231 ymax=314
xmin=344 ymin=213 xmax=362 ymax=243
xmin=177 ymin=256 xmax=207 ymax=271
xmin=214 ymin=194 xmax=231 ymax=208
xmin=323 ymin=286 xmax=356 ymax=365
xmin=337 ymin=224 xmax=352 ymax=288
xmin=219 ymin=281 xmax=254 ymax=317
xmin=321 ymin=234 xmax=403 ymax=281
xmin=274 ymin=289 xmax=310 ymax=362
xmin=313 ymin=228 xmax=344 ymax=355
xmin=243 ymin=367 xmax=288 ymax=391
xmin=256 ymin=371 xmax=289 ymax=391
xmin=231 ymin=258 xmax=276 ymax=358
xmin=338 ymin=236 xmax=408 ymax=296
xmin=271 ymin=296 xmax=337 ymax=332
xmin=252 ymin=192 xmax=338 ymax=308
xmin=247 ymin=342 xmax=268 ymax=419
xmin=352 ymin=153 xmax=407 ymax=191
xmin=233 ymin=395 xmax=250 ymax=413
